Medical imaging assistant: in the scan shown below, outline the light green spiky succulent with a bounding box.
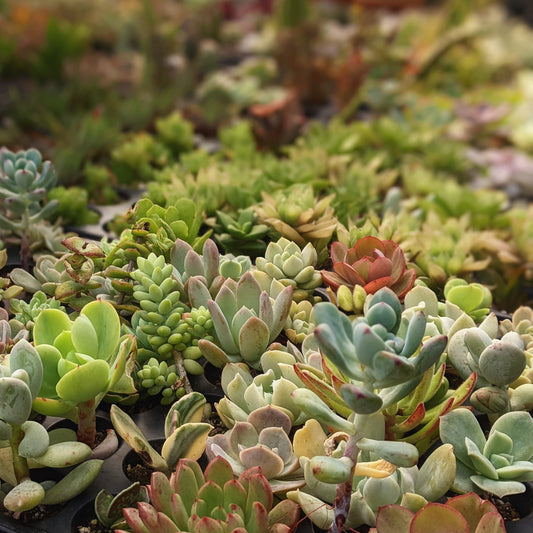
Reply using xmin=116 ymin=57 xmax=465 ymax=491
xmin=440 ymin=408 xmax=533 ymax=498
xmin=255 ymin=237 xmax=322 ymax=302
xmin=195 ymin=271 xmax=293 ymax=369
xmin=206 ymin=405 xmax=305 ymax=493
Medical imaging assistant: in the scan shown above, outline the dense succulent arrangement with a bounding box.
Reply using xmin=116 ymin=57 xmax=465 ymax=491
xmin=3 ymin=0 xmax=533 ymax=532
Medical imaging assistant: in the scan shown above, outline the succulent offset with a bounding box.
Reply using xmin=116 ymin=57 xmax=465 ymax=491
xmin=117 ymin=455 xmax=300 ymax=533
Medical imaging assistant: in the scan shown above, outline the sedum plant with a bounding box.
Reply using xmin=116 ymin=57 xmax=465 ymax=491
xmin=195 ymin=271 xmax=293 ymax=369
xmin=212 ymin=207 xmax=270 ymax=258
xmin=0 ymin=339 xmax=102 ymax=512
xmin=117 ymin=455 xmax=300 ymax=533
xmin=206 ymin=405 xmax=304 ymax=493
xmin=291 ymin=287 xmax=447 ymax=532
xmin=369 ymin=492 xmax=506 ymax=533
xmin=110 ymin=392 xmax=212 ymax=475
xmin=440 ymin=408 xmax=533 ymax=498
xmin=254 ymin=237 xmax=322 ymax=303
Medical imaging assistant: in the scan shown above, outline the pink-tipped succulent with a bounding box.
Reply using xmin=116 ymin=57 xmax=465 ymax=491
xmin=321 ymin=236 xmax=416 ymax=300
xmin=117 ymin=455 xmax=300 ymax=533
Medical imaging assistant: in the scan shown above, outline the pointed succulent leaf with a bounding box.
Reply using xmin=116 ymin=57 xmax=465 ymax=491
xmin=110 ymin=404 xmax=168 ymax=471
xmin=198 ymin=339 xmax=230 ymax=368
xmin=41 ymin=459 xmax=103 ymax=504
xmin=291 ymin=389 xmax=354 ymax=434
xmin=208 ymin=300 xmax=239 ymax=354
xmin=161 ymin=422 xmax=212 ymax=470
xmin=415 ymin=444 xmax=456 ymax=501
xmin=400 ymin=310 xmax=427 ymax=357
xmin=465 ymin=437 xmax=498 ymax=479
xmin=238 ymin=317 xmax=270 ymax=366
xmin=270 ymin=286 xmax=293 ymax=342
xmin=340 ymin=383 xmax=383 ymax=414
xmin=470 ymin=476 xmax=526 ymax=498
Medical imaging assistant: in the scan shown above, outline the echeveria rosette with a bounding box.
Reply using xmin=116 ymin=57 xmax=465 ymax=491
xmin=255 ymin=237 xmax=323 ymax=302
xmin=322 ymin=237 xmax=416 ymax=301
xmin=117 ymin=456 xmax=300 ymax=533
xmin=196 ymin=271 xmax=293 ymax=369
xmin=206 ymin=405 xmax=304 ymax=493
xmin=440 ymin=408 xmax=533 ymax=498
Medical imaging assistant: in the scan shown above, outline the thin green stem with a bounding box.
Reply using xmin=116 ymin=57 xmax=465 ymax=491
xmin=10 ymin=425 xmax=30 ymax=483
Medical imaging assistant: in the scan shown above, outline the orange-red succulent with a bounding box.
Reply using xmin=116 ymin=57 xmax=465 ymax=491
xmin=321 ymin=236 xmax=416 ymax=299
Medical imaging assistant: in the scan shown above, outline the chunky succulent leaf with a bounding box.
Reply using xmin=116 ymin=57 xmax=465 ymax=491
xmin=358 ymin=438 xmax=418 ymax=467
xmin=161 ymin=422 xmax=212 ymax=470
xmin=56 ymin=359 xmax=109 ymax=403
xmin=340 ymin=384 xmax=383 ymax=414
xmin=490 ymin=411 xmax=533 ymax=461
xmin=33 ymin=308 xmax=72 ymax=347
xmin=238 ymin=317 xmax=270 ymax=366
xmin=3 ymin=479 xmax=45 ymax=512
xmin=0 ymin=376 xmax=32 ymax=425
xmin=374 ymin=504 xmax=413 ymax=533
xmin=18 ymin=420 xmax=49 ymax=458
xmin=470 ymin=476 xmax=526 ymax=498
xmin=410 ymin=503 xmax=469 ymax=533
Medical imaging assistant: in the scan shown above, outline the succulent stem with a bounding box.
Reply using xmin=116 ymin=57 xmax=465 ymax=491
xmin=20 ymin=212 xmax=31 ymax=271
xmin=10 ymin=425 xmax=30 ymax=483
xmin=329 ymin=432 xmax=360 ymax=533
xmin=77 ymin=398 xmax=97 ymax=447
xmin=173 ymin=350 xmax=193 ymax=394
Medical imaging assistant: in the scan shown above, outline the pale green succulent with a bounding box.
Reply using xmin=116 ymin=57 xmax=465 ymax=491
xmin=284 ymin=300 xmax=316 ymax=344
xmin=255 ymin=237 xmax=322 ymax=302
xmin=447 ymin=325 xmax=525 ymax=415
xmin=288 ymin=444 xmax=456 ymax=529
xmin=196 ymin=271 xmax=293 ymax=369
xmin=215 ymin=362 xmax=308 ymax=428
xmin=440 ymin=408 xmax=533 ymax=498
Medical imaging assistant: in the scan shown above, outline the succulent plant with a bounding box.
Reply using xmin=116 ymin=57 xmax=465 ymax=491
xmin=215 ymin=363 xmax=307 ymax=429
xmin=196 ymin=271 xmax=293 ymax=369
xmin=0 ymin=339 xmax=102 ymax=512
xmin=212 ymin=207 xmax=270 ymax=257
xmin=440 ymin=408 xmax=533 ymax=498
xmin=447 ymin=325 xmax=526 ymax=415
xmin=95 ymin=482 xmax=149 ymax=530
xmin=0 ymin=148 xmax=61 ymax=268
xmin=136 ymin=357 xmax=188 ymax=405
xmin=443 ymin=278 xmax=492 ymax=322
xmin=32 ymin=300 xmax=136 ymax=447
xmin=254 ymin=184 xmax=337 ymax=262
xmin=117 ymin=455 xmax=300 ymax=533
xmin=255 ymin=237 xmax=323 ymax=302
xmin=291 ymin=287 xmax=447 ymax=532
xmin=206 ymin=405 xmax=304 ymax=493
xmin=284 ymin=300 xmax=316 ymax=344
xmin=369 ymin=492 xmax=506 ymax=533
xmin=170 ymin=238 xmax=225 ymax=305
xmin=130 ymin=252 xmax=214 ymax=387
xmin=219 ymin=254 xmax=252 ymax=281
xmin=110 ymin=392 xmax=212 ymax=475
xmin=8 ymin=290 xmax=64 ymax=338
xmin=0 ymin=250 xmax=23 ymax=301
xmin=321 ymin=237 xmax=416 ymax=300
xmin=288 ymin=443 xmax=456 ymax=530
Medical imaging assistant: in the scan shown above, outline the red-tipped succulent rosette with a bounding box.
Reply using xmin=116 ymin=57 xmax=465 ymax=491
xmin=321 ymin=236 xmax=416 ymax=299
